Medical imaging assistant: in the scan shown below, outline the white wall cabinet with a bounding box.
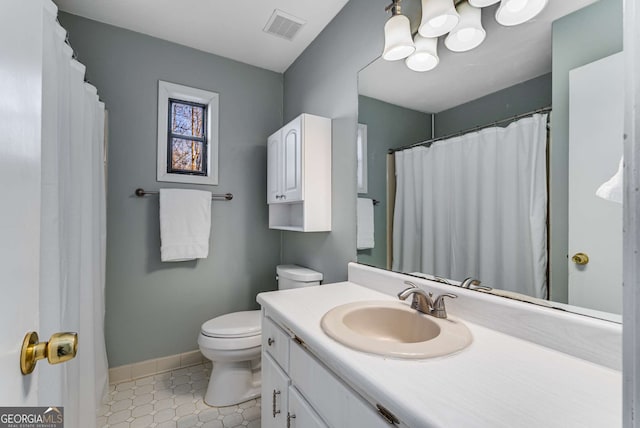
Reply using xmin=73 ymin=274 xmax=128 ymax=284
xmin=261 ymin=314 xmax=405 ymax=427
xmin=267 ymin=113 xmax=331 ymax=232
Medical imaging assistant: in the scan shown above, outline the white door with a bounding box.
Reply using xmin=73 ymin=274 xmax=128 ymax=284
xmin=281 ymin=117 xmax=303 ymax=202
xmin=568 ymin=52 xmax=624 ymax=313
xmin=0 ymin=0 xmax=48 ymax=405
xmin=267 ymin=132 xmax=282 ymax=204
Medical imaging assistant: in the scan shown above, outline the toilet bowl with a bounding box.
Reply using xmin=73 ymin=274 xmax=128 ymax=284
xmin=198 ymin=264 xmax=323 ymax=406
xmin=198 ymin=310 xmax=262 ymax=407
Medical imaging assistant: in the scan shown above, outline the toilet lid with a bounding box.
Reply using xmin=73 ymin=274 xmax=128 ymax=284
xmin=201 ymin=310 xmax=262 ymax=338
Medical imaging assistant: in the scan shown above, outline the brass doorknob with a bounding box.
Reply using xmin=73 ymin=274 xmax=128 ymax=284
xmin=572 ymin=252 xmax=590 ymax=265
xmin=20 ymin=332 xmax=78 ymax=375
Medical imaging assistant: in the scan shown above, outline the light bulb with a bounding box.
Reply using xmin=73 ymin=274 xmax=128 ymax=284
xmin=506 ymin=0 xmax=527 ymax=12
xmin=429 ymin=15 xmax=448 ymax=28
xmin=456 ymin=27 xmax=477 ymax=42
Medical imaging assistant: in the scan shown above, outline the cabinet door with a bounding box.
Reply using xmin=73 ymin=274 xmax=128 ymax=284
xmin=281 ymin=117 xmax=303 ymax=202
xmin=290 ymin=342 xmax=394 ymax=427
xmin=267 ymin=132 xmax=281 ymax=204
xmin=262 ymin=353 xmax=290 ymax=428
xmin=287 ymin=386 xmax=328 ymax=428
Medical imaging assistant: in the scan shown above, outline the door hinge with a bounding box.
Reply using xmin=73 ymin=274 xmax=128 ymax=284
xmin=376 ymin=404 xmax=399 ymax=425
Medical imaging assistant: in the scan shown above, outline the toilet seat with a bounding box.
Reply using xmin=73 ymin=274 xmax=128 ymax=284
xmin=201 ymin=310 xmax=261 ymax=338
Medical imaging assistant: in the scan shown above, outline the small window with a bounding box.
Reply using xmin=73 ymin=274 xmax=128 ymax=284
xmin=157 ymin=81 xmax=219 ymax=185
xmin=167 ymin=99 xmax=207 ymax=176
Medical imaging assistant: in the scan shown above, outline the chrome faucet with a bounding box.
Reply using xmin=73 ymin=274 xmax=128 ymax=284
xmin=459 ymin=277 xmax=492 ymax=291
xmin=397 ymin=281 xmax=457 ymax=319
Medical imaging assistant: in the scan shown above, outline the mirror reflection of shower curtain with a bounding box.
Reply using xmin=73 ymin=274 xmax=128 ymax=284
xmin=392 ymin=114 xmax=548 ymax=298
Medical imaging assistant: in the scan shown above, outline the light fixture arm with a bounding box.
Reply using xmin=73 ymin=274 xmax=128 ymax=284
xmin=385 ymin=0 xmax=403 ymax=16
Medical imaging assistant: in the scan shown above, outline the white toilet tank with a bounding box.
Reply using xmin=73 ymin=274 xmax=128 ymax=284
xmin=277 ymin=264 xmax=323 ymax=290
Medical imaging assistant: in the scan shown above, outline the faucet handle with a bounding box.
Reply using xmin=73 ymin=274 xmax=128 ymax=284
xmin=431 ymin=293 xmax=457 ymax=319
xmin=397 ymin=281 xmax=419 ymax=300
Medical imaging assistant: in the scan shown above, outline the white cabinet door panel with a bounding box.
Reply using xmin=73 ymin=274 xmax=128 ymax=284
xmin=289 ymin=342 xmax=392 ymax=428
xmin=267 ymin=133 xmax=281 ymax=204
xmin=262 ymin=353 xmax=290 ymax=428
xmin=281 ymin=117 xmax=303 ymax=202
xmin=288 ymin=386 xmax=327 ymax=428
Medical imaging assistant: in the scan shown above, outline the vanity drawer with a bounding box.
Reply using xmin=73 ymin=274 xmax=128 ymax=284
xmin=289 ymin=342 xmax=395 ymax=428
xmin=262 ymin=316 xmax=290 ymax=371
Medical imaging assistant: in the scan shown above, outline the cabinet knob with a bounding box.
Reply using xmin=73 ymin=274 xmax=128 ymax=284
xmin=268 ymin=337 xmax=275 ymax=346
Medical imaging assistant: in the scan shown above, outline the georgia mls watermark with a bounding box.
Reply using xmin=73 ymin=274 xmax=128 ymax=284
xmin=0 ymin=407 xmax=63 ymax=428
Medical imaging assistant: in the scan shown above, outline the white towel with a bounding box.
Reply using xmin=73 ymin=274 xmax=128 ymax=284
xmin=357 ymin=198 xmax=375 ymax=250
xmin=596 ymin=157 xmax=623 ymax=204
xmin=160 ymin=188 xmax=212 ymax=262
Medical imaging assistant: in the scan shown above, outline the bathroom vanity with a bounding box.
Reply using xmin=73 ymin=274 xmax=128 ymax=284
xmin=257 ymin=263 xmax=621 ymax=428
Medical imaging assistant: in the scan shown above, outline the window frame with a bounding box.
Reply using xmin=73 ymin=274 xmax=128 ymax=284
xmin=157 ymin=80 xmax=219 ymax=185
xmin=166 ymin=98 xmax=208 ymax=176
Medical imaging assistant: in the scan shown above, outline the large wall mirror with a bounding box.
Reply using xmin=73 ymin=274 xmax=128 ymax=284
xmin=356 ymin=0 xmax=623 ymax=321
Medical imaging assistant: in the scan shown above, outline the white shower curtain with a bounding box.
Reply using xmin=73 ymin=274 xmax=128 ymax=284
xmin=40 ymin=7 xmax=108 ymax=427
xmin=393 ymin=114 xmax=548 ymax=298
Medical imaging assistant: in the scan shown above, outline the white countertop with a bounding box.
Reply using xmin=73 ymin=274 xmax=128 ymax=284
xmin=257 ymin=282 xmax=621 ymax=428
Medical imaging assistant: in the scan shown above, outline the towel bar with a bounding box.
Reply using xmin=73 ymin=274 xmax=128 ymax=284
xmin=135 ymin=188 xmax=233 ymax=201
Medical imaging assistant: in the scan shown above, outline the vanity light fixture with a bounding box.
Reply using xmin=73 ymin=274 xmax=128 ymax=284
xmin=445 ymin=1 xmax=486 ymax=52
xmin=495 ymin=0 xmax=549 ymax=26
xmin=382 ymin=0 xmax=416 ymax=61
xmin=383 ymin=0 xmax=549 ymax=71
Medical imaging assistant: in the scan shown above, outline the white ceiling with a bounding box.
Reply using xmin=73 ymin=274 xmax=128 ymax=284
xmin=359 ymin=0 xmax=598 ymax=113
xmin=53 ymin=0 xmax=349 ymax=73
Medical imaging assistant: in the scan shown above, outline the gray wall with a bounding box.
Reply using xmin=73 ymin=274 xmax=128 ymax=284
xmin=550 ymin=0 xmax=622 ymax=302
xmin=282 ymin=0 xmax=388 ymax=283
xmin=357 ymin=96 xmax=431 ymax=268
xmin=435 ymin=73 xmax=552 ymax=136
xmin=60 ymin=13 xmax=284 ymax=367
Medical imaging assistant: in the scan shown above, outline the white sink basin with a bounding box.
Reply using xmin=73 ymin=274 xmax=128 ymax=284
xmin=320 ymin=300 xmax=472 ymax=359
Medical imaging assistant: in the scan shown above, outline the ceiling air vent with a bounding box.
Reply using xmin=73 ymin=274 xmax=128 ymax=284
xmin=263 ymin=9 xmax=306 ymax=41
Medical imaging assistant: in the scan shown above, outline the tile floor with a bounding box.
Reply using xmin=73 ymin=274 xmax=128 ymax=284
xmin=98 ymin=362 xmax=261 ymax=428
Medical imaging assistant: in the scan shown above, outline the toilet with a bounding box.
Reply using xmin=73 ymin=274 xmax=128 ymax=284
xmin=198 ymin=264 xmax=323 ymax=407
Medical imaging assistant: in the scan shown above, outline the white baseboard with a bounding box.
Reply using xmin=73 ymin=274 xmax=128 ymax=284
xmin=108 ymin=350 xmax=206 ymax=384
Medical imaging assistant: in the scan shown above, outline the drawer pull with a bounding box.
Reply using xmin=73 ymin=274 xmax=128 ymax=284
xmin=376 ymin=404 xmax=399 ymax=425
xmin=272 ymin=389 xmax=281 ymax=418
xmin=287 ymin=412 xmax=296 ymax=428
xmin=268 ymin=337 xmax=275 ymax=346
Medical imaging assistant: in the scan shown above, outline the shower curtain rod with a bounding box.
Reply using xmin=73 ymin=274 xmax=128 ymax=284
xmin=388 ymin=106 xmax=552 ymax=154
